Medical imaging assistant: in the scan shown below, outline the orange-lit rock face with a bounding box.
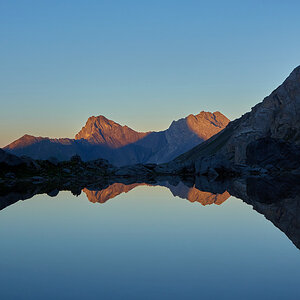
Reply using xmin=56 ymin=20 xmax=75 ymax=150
xmin=82 ymin=183 xmax=147 ymax=203
xmin=187 ymin=189 xmax=230 ymax=205
xmin=75 ymin=115 xmax=149 ymax=148
xmin=75 ymin=112 xmax=229 ymax=149
xmin=186 ymin=111 xmax=230 ymax=140
xmin=5 ymin=135 xmax=44 ymax=150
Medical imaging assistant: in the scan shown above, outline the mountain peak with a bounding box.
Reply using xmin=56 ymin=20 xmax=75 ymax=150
xmin=4 ymin=134 xmax=43 ymax=150
xmin=185 ymin=111 xmax=230 ymax=140
xmin=75 ymin=115 xmax=149 ymax=148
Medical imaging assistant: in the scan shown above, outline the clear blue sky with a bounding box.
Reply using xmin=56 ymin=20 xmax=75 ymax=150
xmin=1 ymin=0 xmax=299 ymax=147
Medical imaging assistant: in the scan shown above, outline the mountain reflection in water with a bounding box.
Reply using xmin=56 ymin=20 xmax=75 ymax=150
xmin=83 ymin=182 xmax=230 ymax=205
xmin=0 ymin=174 xmax=299 ymax=249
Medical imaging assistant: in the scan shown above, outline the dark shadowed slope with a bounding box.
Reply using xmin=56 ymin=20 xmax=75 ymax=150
xmin=3 ymin=134 xmax=99 ymax=161
xmin=0 ymin=148 xmax=24 ymax=166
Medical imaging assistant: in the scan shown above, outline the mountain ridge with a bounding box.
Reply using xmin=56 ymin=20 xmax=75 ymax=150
xmin=4 ymin=111 xmax=229 ymax=166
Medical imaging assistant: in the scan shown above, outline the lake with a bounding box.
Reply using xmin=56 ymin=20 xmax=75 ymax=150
xmin=0 ymin=179 xmax=299 ymax=299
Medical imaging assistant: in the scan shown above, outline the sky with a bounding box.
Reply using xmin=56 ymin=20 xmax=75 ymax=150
xmin=0 ymin=0 xmax=300 ymax=147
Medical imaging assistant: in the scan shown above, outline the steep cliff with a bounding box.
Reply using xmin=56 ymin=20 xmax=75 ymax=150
xmin=174 ymin=66 xmax=300 ymax=173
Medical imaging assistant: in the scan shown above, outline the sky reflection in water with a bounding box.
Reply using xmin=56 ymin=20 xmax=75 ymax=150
xmin=0 ymin=185 xmax=299 ymax=300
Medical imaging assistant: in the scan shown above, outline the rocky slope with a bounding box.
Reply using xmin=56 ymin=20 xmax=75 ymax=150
xmin=173 ymin=65 xmax=300 ymax=175
xmin=4 ymin=111 xmax=229 ymax=166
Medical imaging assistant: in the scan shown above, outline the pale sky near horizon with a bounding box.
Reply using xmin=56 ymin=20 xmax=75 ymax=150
xmin=1 ymin=0 xmax=300 ymax=147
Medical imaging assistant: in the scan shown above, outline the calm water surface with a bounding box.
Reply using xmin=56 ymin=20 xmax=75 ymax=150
xmin=0 ymin=185 xmax=299 ymax=299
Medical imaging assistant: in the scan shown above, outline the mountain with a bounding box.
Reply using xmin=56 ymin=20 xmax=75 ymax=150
xmin=75 ymin=115 xmax=149 ymax=147
xmin=172 ymin=66 xmax=300 ymax=175
xmin=137 ymin=111 xmax=229 ymax=163
xmin=4 ymin=111 xmax=229 ymax=166
xmin=3 ymin=134 xmax=88 ymax=161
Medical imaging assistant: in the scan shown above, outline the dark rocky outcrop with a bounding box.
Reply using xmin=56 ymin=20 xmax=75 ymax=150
xmin=246 ymin=137 xmax=300 ymax=172
xmin=0 ymin=148 xmax=24 ymax=166
xmin=0 ymin=148 xmax=41 ymax=175
xmin=0 ymin=151 xmax=117 ymax=190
